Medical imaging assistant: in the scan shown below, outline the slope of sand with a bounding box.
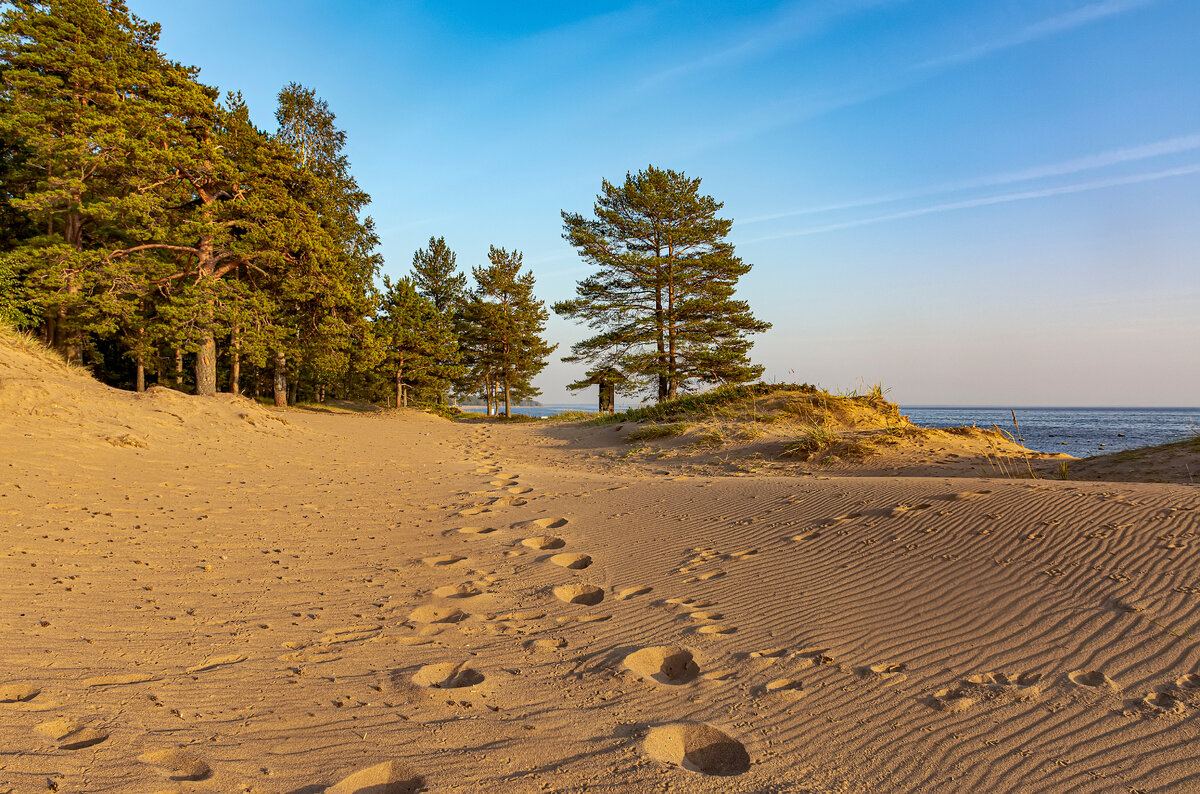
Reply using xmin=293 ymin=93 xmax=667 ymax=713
xmin=3 ymin=341 xmax=1200 ymax=792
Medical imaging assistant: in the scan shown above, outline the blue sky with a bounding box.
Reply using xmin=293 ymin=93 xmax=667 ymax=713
xmin=129 ymin=0 xmax=1199 ymax=406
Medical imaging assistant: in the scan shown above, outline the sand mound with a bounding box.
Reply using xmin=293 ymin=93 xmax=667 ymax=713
xmin=0 ymin=683 xmax=40 ymax=702
xmin=326 ymin=760 xmax=424 ymax=794
xmin=521 ymin=536 xmax=565 ymax=550
xmin=411 ymin=663 xmax=484 ymax=688
xmin=0 ymin=326 xmax=289 ymax=451
xmin=553 ymin=584 xmax=604 ymax=605
xmin=137 ymin=749 xmax=211 ymax=781
xmin=549 ymin=552 xmax=592 ymax=569
xmin=409 ymin=605 xmax=466 ymax=624
xmin=623 ymin=646 xmax=699 ymax=684
xmin=644 ymin=723 xmax=750 ymax=775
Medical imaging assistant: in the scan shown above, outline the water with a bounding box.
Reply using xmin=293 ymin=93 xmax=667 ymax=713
xmin=460 ymin=403 xmax=604 ymax=418
xmin=901 ymin=406 xmax=1200 ymax=458
xmin=474 ymin=403 xmax=1200 ymax=459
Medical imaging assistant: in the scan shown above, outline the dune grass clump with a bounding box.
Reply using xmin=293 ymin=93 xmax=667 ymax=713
xmin=627 ymin=423 xmax=687 ymax=442
xmin=0 ymin=323 xmax=83 ymax=372
xmin=783 ymin=424 xmax=841 ymax=458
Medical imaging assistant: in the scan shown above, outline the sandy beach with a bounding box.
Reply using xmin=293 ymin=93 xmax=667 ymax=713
xmin=3 ymin=340 xmax=1200 ymax=793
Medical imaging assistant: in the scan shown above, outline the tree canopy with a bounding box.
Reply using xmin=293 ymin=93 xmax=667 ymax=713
xmin=555 ymin=165 xmax=770 ymax=402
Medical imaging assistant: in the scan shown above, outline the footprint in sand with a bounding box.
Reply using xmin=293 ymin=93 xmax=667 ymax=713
xmin=945 ymin=490 xmax=992 ymax=501
xmin=556 ymin=613 xmax=611 ymax=624
xmin=855 ymin=663 xmax=909 ymax=684
xmin=457 ymin=506 xmax=489 ymax=517
xmin=684 ymin=570 xmax=726 ymax=583
xmin=549 ymin=553 xmax=592 ymax=570
xmin=616 ymin=586 xmax=652 ymax=600
xmin=327 ymin=761 xmax=424 ymax=794
xmin=409 ymin=605 xmax=467 ymax=624
xmin=644 ymin=723 xmax=750 ymax=776
xmin=83 ymin=672 xmax=157 ymax=687
xmin=624 ymin=646 xmax=700 ymax=684
xmin=1069 ymin=669 xmax=1120 ymax=691
xmin=512 ymin=517 xmax=569 ymax=531
xmin=433 ymin=583 xmax=482 ymax=599
xmin=525 ymin=637 xmax=567 ymax=652
xmin=490 ymin=496 xmax=529 ymax=507
xmin=488 ymin=609 xmax=545 ymax=622
xmin=507 ymin=486 xmax=533 ymax=495
xmin=790 ymin=531 xmax=821 ymax=542
xmin=1136 ymin=691 xmax=1186 ymax=715
xmin=554 ymin=584 xmax=605 ymax=605
xmin=796 ymin=649 xmax=836 ymax=666
xmin=964 ymin=672 xmax=1044 ymax=700
xmin=1175 ymin=674 xmax=1200 ymax=690
xmin=929 ymin=687 xmax=975 ymax=713
xmin=138 ymin=749 xmax=211 ymax=781
xmin=696 ymin=624 xmax=737 ymax=635
xmin=0 ymin=682 xmax=41 ymax=702
xmin=320 ymin=625 xmax=382 ymax=645
xmin=758 ymin=678 xmax=805 ymax=696
xmin=411 ymin=662 xmax=484 ymax=688
xmin=689 ymin=611 xmax=723 ymax=621
xmin=422 ymin=554 xmax=466 ymax=567
xmin=186 ymin=654 xmax=247 ymax=674
xmin=36 ymin=719 xmax=109 ymax=750
xmin=521 ymin=536 xmax=565 ymax=550
xmin=748 ymin=647 xmax=788 ymax=660
xmin=665 ymin=596 xmax=715 ymax=605
xmin=456 ymin=526 xmax=497 ymax=536
xmin=489 ymin=480 xmax=519 ymax=487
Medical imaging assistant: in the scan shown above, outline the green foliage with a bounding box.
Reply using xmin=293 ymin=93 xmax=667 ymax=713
xmin=376 ymin=276 xmax=462 ymax=407
xmin=411 ymin=236 xmax=466 ymax=314
xmin=458 ymin=246 xmax=555 ymax=417
xmin=556 ymin=165 xmax=770 ymax=403
xmin=0 ymin=3 xmax=385 ymax=401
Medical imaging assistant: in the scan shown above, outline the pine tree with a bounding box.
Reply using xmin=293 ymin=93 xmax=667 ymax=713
xmin=376 ymin=277 xmax=461 ymax=407
xmin=0 ymin=0 xmax=182 ymax=361
xmin=410 ymin=236 xmax=466 ymax=314
xmin=464 ymin=246 xmax=555 ymax=417
xmin=555 ymin=166 xmax=770 ymax=402
xmin=269 ymin=83 xmax=380 ymax=406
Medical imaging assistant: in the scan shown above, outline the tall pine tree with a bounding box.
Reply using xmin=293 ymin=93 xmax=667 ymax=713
xmin=555 ymin=165 xmax=770 ymax=402
xmin=462 ymin=246 xmax=554 ymax=417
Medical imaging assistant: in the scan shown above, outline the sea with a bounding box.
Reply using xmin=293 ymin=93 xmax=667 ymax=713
xmin=500 ymin=404 xmax=1200 ymax=459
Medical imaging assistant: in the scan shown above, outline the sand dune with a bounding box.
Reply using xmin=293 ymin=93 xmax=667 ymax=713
xmin=2 ymin=337 xmax=1199 ymax=792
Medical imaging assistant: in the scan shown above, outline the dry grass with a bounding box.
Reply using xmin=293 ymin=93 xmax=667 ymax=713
xmin=627 ymin=423 xmax=687 ymax=443
xmin=0 ymin=323 xmax=82 ymax=373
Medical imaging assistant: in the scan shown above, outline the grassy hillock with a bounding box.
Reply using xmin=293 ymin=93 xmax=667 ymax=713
xmin=556 ymin=382 xmax=943 ymax=462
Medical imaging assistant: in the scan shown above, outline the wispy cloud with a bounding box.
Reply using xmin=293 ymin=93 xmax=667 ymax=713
xmin=743 ymin=133 xmax=1200 ymax=224
xmin=918 ymin=0 xmax=1159 ymax=71
xmin=638 ymin=0 xmax=905 ymax=91
xmin=675 ymin=0 xmax=1160 ymax=157
xmin=741 ymin=162 xmax=1200 ymax=242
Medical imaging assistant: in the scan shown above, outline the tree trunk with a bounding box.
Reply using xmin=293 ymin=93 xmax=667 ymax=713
xmin=135 ymin=356 xmax=145 ymax=392
xmin=288 ymin=378 xmax=298 ymax=406
xmin=395 ymin=367 xmax=403 ymax=410
xmin=61 ymin=211 xmax=83 ymax=365
xmin=229 ymin=327 xmax=241 ymax=394
xmin=655 ymin=304 xmax=667 ymax=402
xmin=503 ymin=374 xmax=511 ymax=418
xmin=193 ymin=232 xmax=218 ymax=396
xmin=195 ymin=333 xmax=217 ymax=396
xmin=174 ymin=348 xmax=184 ymax=388
xmin=484 ymin=373 xmax=492 ymax=416
xmin=273 ymin=351 xmax=288 ymax=407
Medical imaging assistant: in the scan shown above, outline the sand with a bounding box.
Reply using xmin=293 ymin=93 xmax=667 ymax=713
xmin=2 ymin=338 xmax=1200 ymax=792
